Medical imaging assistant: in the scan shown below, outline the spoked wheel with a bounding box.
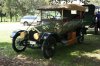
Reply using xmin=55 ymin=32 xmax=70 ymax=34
xmin=42 ymin=36 xmax=56 ymax=59
xmin=12 ymin=34 xmax=27 ymax=52
xmin=77 ymin=30 xmax=84 ymax=44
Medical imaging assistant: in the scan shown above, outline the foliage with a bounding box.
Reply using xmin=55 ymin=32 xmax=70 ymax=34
xmin=88 ymin=0 xmax=100 ymax=5
xmin=49 ymin=0 xmax=100 ymax=5
xmin=0 ymin=0 xmax=100 ymax=21
xmin=0 ymin=0 xmax=48 ymax=17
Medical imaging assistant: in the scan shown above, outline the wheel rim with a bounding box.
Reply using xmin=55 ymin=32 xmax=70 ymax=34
xmin=45 ymin=48 xmax=53 ymax=57
xmin=46 ymin=41 xmax=55 ymax=56
xmin=47 ymin=37 xmax=56 ymax=51
xmin=43 ymin=37 xmax=56 ymax=58
xmin=15 ymin=36 xmax=25 ymax=50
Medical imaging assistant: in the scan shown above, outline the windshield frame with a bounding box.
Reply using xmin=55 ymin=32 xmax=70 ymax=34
xmin=40 ymin=10 xmax=63 ymax=22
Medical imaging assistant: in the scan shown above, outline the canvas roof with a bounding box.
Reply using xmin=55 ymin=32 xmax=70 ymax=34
xmin=38 ymin=4 xmax=85 ymax=11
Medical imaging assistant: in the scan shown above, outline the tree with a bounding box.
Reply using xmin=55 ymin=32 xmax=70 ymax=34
xmin=49 ymin=0 xmax=100 ymax=5
xmin=0 ymin=0 xmax=5 ymax=22
xmin=0 ymin=0 xmax=48 ymax=22
xmin=15 ymin=0 xmax=48 ymax=16
xmin=0 ymin=0 xmax=100 ymax=22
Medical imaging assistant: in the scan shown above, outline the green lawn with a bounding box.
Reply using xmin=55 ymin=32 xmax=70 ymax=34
xmin=0 ymin=27 xmax=100 ymax=66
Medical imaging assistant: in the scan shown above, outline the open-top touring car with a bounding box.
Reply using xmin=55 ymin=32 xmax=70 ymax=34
xmin=11 ymin=3 xmax=96 ymax=59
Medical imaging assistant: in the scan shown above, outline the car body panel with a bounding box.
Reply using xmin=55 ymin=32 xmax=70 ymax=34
xmin=20 ymin=15 xmax=40 ymax=25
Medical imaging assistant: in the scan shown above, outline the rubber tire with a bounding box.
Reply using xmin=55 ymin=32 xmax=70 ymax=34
xmin=12 ymin=34 xmax=27 ymax=52
xmin=94 ymin=26 xmax=98 ymax=35
xmin=24 ymin=22 xmax=28 ymax=26
xmin=77 ymin=30 xmax=84 ymax=44
xmin=77 ymin=36 xmax=84 ymax=44
xmin=42 ymin=36 xmax=56 ymax=59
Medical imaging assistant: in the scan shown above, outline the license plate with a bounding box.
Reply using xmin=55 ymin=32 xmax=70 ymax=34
xmin=30 ymin=41 xmax=36 ymax=45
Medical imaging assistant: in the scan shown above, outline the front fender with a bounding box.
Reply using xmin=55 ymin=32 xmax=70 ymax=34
xmin=37 ymin=32 xmax=52 ymax=45
xmin=10 ymin=30 xmax=27 ymax=38
xmin=40 ymin=32 xmax=51 ymax=40
xmin=39 ymin=32 xmax=59 ymax=41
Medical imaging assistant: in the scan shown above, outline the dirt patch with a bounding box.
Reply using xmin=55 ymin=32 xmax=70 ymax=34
xmin=0 ymin=55 xmax=57 ymax=66
xmin=0 ymin=55 xmax=37 ymax=66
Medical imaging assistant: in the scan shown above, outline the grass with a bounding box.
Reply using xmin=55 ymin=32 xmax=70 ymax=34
xmin=0 ymin=31 xmax=11 ymax=42
xmin=0 ymin=24 xmax=100 ymax=66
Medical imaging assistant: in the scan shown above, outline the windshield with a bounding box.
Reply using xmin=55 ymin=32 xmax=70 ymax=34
xmin=41 ymin=11 xmax=61 ymax=20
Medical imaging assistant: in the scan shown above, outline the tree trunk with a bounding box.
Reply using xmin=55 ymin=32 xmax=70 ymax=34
xmin=0 ymin=15 xmax=2 ymax=22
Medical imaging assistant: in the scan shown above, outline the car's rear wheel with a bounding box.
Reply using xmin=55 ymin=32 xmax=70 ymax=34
xmin=94 ymin=24 xmax=98 ymax=35
xmin=77 ymin=29 xmax=84 ymax=44
xmin=24 ymin=22 xmax=28 ymax=26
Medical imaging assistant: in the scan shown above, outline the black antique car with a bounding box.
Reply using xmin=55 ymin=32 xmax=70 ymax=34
xmin=11 ymin=4 xmax=88 ymax=59
xmin=83 ymin=4 xmax=100 ymax=34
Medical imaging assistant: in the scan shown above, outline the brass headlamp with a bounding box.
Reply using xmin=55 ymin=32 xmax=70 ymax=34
xmin=20 ymin=32 xmax=26 ymax=39
xmin=33 ymin=33 xmax=40 ymax=40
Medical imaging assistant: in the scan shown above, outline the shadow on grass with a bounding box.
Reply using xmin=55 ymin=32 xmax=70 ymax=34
xmin=22 ymin=34 xmax=100 ymax=66
xmin=0 ymin=42 xmax=17 ymax=58
xmin=70 ymin=56 xmax=100 ymax=66
xmin=51 ymin=34 xmax=100 ymax=66
xmin=0 ymin=34 xmax=100 ymax=66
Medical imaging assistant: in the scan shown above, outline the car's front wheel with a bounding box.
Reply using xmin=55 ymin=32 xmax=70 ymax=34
xmin=12 ymin=34 xmax=27 ymax=52
xmin=42 ymin=36 xmax=56 ymax=59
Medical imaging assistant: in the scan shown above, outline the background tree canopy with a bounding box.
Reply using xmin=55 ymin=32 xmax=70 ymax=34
xmin=0 ymin=0 xmax=49 ymax=17
xmin=0 ymin=0 xmax=100 ymax=21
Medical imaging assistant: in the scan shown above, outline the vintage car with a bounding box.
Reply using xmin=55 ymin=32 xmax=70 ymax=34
xmin=94 ymin=6 xmax=100 ymax=34
xmin=83 ymin=4 xmax=99 ymax=34
xmin=11 ymin=4 xmax=88 ymax=59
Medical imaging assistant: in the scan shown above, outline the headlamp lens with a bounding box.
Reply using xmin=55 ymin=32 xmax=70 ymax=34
xmin=33 ymin=33 xmax=39 ymax=40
